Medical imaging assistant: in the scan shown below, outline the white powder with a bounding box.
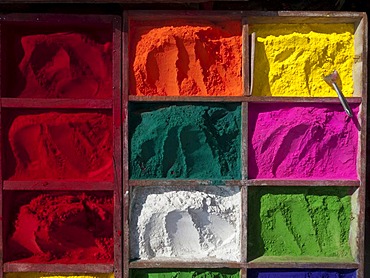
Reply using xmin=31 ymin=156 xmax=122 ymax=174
xmin=130 ymin=186 xmax=240 ymax=261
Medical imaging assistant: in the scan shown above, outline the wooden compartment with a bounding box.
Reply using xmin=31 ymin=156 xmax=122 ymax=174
xmin=124 ymin=10 xmax=367 ymax=278
xmin=0 ymin=10 xmax=366 ymax=278
xmin=0 ymin=13 xmax=122 ymax=278
xmin=244 ymin=12 xmax=367 ymax=98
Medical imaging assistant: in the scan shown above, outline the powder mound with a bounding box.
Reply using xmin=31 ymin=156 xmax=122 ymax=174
xmin=249 ymin=103 xmax=359 ymax=179
xmin=17 ymin=32 xmax=112 ymax=98
xmin=130 ymin=103 xmax=241 ymax=179
xmin=131 ymin=269 xmax=240 ymax=278
xmin=131 ymin=21 xmax=242 ymax=96
xmin=249 ymin=269 xmax=356 ymax=278
xmin=8 ymin=112 xmax=112 ymax=180
xmin=248 ymin=187 xmax=353 ymax=260
xmin=252 ymin=24 xmax=354 ymax=97
xmin=130 ymin=186 xmax=240 ymax=261
xmin=6 ymin=192 xmax=113 ymax=263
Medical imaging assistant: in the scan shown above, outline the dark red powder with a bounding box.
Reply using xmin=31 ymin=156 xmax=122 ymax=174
xmin=7 ymin=112 xmax=113 ymax=181
xmin=5 ymin=191 xmax=113 ymax=263
xmin=15 ymin=32 xmax=112 ymax=98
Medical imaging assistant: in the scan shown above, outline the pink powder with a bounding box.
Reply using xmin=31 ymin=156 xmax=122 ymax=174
xmin=248 ymin=103 xmax=359 ymax=179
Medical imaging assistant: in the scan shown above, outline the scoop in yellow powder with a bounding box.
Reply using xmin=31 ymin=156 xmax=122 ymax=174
xmin=251 ymin=24 xmax=354 ymax=97
xmin=5 ymin=274 xmax=114 ymax=278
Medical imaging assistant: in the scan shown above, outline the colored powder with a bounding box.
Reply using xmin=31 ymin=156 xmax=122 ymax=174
xmin=130 ymin=20 xmax=242 ymax=96
xmin=7 ymin=112 xmax=113 ymax=181
xmin=249 ymin=269 xmax=356 ymax=278
xmin=5 ymin=274 xmax=114 ymax=278
xmin=248 ymin=187 xmax=353 ymax=261
xmin=130 ymin=103 xmax=241 ymax=179
xmin=12 ymin=32 xmax=112 ymax=98
xmin=251 ymin=24 xmax=354 ymax=97
xmin=131 ymin=269 xmax=240 ymax=278
xmin=248 ymin=103 xmax=359 ymax=179
xmin=130 ymin=186 xmax=240 ymax=261
xmin=5 ymin=191 xmax=113 ymax=263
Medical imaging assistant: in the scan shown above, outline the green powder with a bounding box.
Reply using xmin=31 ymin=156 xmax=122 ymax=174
xmin=129 ymin=103 xmax=241 ymax=179
xmin=131 ymin=269 xmax=240 ymax=278
xmin=248 ymin=187 xmax=354 ymax=261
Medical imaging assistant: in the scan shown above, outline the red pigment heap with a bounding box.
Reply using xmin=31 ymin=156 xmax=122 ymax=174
xmin=130 ymin=20 xmax=242 ymax=96
xmin=7 ymin=192 xmax=113 ymax=263
xmin=8 ymin=112 xmax=112 ymax=180
xmin=17 ymin=32 xmax=112 ymax=98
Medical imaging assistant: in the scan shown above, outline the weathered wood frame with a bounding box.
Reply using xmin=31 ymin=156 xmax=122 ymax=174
xmin=0 ymin=13 xmax=122 ymax=278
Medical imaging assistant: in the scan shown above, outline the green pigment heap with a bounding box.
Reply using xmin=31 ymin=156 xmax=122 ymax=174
xmin=248 ymin=187 xmax=354 ymax=261
xmin=130 ymin=103 xmax=241 ymax=179
xmin=131 ymin=269 xmax=240 ymax=278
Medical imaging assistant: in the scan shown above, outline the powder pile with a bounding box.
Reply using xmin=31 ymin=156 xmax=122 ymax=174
xmin=251 ymin=24 xmax=354 ymax=97
xmin=130 ymin=186 xmax=240 ymax=261
xmin=130 ymin=103 xmax=241 ymax=179
xmin=248 ymin=103 xmax=359 ymax=179
xmin=248 ymin=187 xmax=353 ymax=260
xmin=5 ymin=192 xmax=113 ymax=263
xmin=248 ymin=269 xmax=356 ymax=278
xmin=131 ymin=269 xmax=240 ymax=278
xmin=13 ymin=32 xmax=112 ymax=98
xmin=5 ymin=274 xmax=114 ymax=278
xmin=8 ymin=112 xmax=112 ymax=180
xmin=130 ymin=20 xmax=242 ymax=96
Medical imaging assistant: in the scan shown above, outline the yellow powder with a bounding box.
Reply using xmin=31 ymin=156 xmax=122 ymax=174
xmin=5 ymin=274 xmax=114 ymax=278
xmin=251 ymin=24 xmax=354 ymax=97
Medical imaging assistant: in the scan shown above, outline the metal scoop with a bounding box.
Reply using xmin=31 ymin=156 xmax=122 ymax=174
xmin=323 ymin=70 xmax=353 ymax=117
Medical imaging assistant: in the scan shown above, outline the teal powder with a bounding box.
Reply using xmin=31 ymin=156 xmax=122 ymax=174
xmin=248 ymin=187 xmax=353 ymax=261
xmin=129 ymin=103 xmax=241 ymax=179
xmin=131 ymin=269 xmax=240 ymax=278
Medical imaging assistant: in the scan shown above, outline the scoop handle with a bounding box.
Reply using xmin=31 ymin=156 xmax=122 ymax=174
xmin=332 ymin=82 xmax=353 ymax=117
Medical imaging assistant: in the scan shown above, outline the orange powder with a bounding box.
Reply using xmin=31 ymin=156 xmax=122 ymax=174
xmin=130 ymin=20 xmax=242 ymax=96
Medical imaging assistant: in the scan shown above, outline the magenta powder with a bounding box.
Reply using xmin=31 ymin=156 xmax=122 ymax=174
xmin=248 ymin=103 xmax=359 ymax=179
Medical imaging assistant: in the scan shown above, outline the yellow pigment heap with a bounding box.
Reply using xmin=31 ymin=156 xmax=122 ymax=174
xmin=5 ymin=274 xmax=114 ymax=278
xmin=252 ymin=24 xmax=355 ymax=97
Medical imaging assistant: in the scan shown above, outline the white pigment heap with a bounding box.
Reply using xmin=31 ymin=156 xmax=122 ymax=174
xmin=130 ymin=186 xmax=241 ymax=261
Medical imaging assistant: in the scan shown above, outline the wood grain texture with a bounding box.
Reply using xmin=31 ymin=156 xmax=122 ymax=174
xmin=1 ymin=98 xmax=112 ymax=109
xmin=3 ymin=263 xmax=114 ymax=273
xmin=3 ymin=181 xmax=114 ymax=190
xmin=112 ymin=15 xmax=123 ymax=278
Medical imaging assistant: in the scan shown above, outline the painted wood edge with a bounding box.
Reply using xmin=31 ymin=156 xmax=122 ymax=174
xmin=129 ymin=179 xmax=242 ymax=187
xmin=127 ymin=10 xmax=243 ymax=20
xmin=129 ymin=179 xmax=359 ymax=187
xmin=129 ymin=260 xmax=244 ymax=269
xmin=242 ymin=22 xmax=249 ymax=97
xmin=241 ymin=102 xmax=248 ymax=180
xmin=1 ymin=98 xmax=113 ymax=109
xmin=3 ymin=263 xmax=114 ymax=273
xmin=356 ymin=12 xmax=367 ymax=278
xmin=128 ymin=96 xmax=246 ymax=102
xmin=0 ymin=13 xmax=116 ymax=24
xmin=247 ymin=261 xmax=359 ymax=269
xmin=246 ymin=180 xmax=360 ymax=187
xmin=112 ymin=14 xmax=123 ymax=278
xmin=243 ymin=11 xmax=366 ymax=24
xmin=3 ymin=181 xmax=114 ymax=191
xmin=240 ymin=186 xmax=248 ymax=263
xmin=128 ymin=96 xmax=363 ymax=103
xmin=247 ymin=97 xmax=363 ymax=103
xmin=122 ymin=10 xmax=130 ymax=278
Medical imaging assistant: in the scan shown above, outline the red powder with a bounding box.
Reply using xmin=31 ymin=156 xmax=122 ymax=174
xmin=6 ymin=192 xmax=113 ymax=263
xmin=8 ymin=112 xmax=112 ymax=180
xmin=130 ymin=20 xmax=242 ymax=96
xmin=17 ymin=32 xmax=112 ymax=98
